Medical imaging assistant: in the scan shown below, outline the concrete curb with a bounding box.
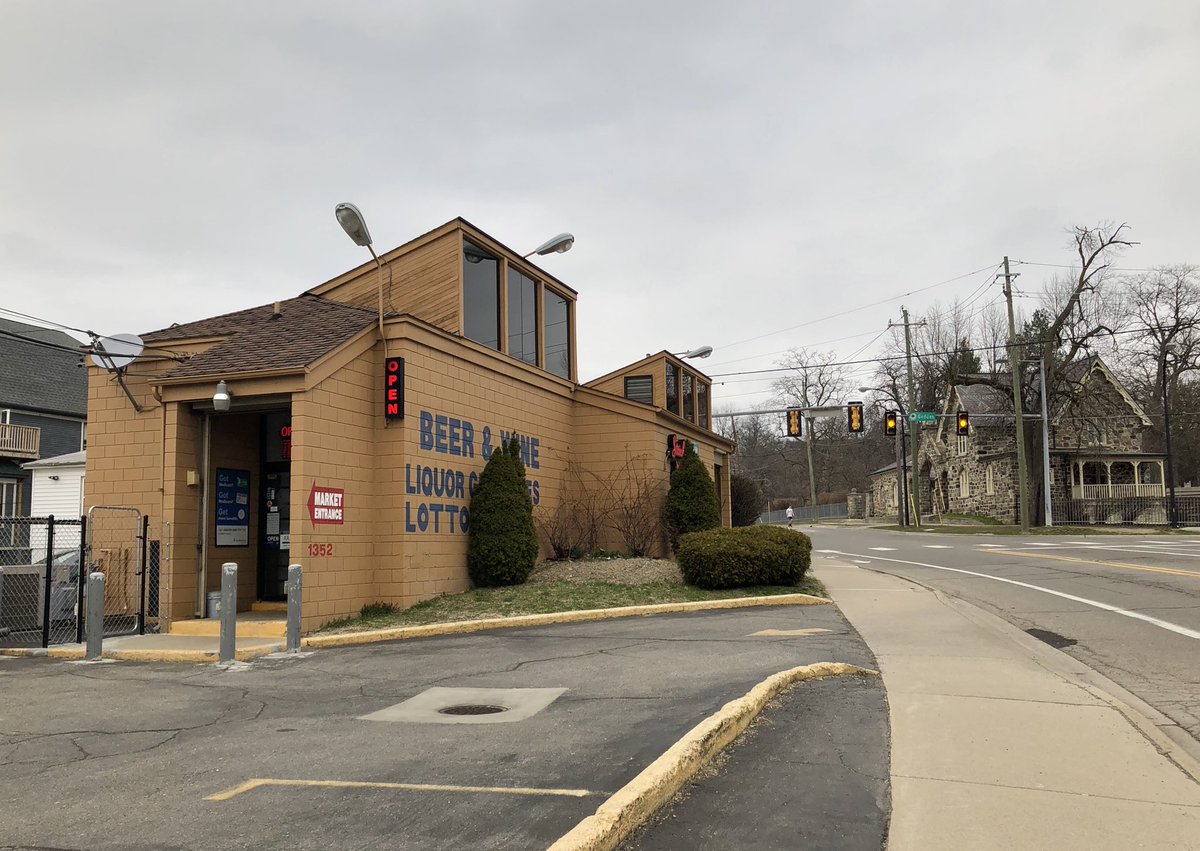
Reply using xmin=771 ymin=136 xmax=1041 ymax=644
xmin=547 ymin=661 xmax=877 ymax=851
xmin=0 ymin=593 xmax=830 ymax=663
xmin=303 ymin=593 xmax=832 ymax=650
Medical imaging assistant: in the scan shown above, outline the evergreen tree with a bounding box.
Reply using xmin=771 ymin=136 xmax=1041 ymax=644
xmin=664 ymin=450 xmax=721 ymax=551
xmin=467 ymin=436 xmax=539 ymax=586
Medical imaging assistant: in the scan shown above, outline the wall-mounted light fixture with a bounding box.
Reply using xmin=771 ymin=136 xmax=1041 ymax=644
xmin=48 ymin=474 xmax=60 ymax=481
xmin=213 ymin=380 xmax=232 ymax=412
xmin=523 ymin=233 xmax=575 ymax=259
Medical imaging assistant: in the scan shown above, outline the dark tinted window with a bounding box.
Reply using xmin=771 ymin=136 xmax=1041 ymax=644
xmin=665 ymin=363 xmax=679 ymax=414
xmin=683 ymin=372 xmax=694 ymax=421
xmin=697 ymin=381 xmax=709 ymax=429
xmin=507 ymin=267 xmax=538 ymax=365
xmin=463 ymin=241 xmax=499 ymax=349
xmin=544 ymin=289 xmax=571 ymax=379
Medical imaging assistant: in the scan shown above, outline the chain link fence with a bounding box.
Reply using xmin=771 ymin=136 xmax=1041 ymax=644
xmin=0 ymin=516 xmax=84 ymax=648
xmin=760 ymin=502 xmax=849 ymax=524
xmin=0 ymin=512 xmax=171 ymax=648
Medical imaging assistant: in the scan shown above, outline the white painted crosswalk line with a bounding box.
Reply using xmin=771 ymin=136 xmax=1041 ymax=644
xmin=868 ymin=547 xmax=897 ymax=551
xmin=976 ymin=543 xmax=1003 ymax=548
xmin=923 ymin=545 xmax=953 ymax=549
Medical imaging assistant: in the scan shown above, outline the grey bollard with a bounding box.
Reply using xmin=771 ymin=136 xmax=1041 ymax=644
xmin=219 ymin=562 xmax=237 ymax=664
xmin=86 ymin=572 xmax=105 ymax=661
xmin=286 ymin=564 xmax=302 ymax=653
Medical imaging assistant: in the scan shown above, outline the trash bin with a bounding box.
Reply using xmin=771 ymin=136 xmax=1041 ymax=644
xmin=206 ymin=591 xmax=221 ymax=619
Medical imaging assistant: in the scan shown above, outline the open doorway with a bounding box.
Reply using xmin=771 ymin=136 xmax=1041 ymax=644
xmin=259 ymin=410 xmax=292 ymax=600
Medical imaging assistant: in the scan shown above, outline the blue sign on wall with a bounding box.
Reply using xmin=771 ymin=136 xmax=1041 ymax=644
xmin=215 ymin=468 xmax=251 ymax=547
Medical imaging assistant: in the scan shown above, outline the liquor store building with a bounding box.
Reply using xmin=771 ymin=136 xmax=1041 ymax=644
xmin=84 ymin=219 xmax=733 ymax=631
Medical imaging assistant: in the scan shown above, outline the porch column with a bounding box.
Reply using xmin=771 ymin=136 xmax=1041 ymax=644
xmin=1104 ymin=461 xmax=1113 ymax=497
xmin=1158 ymin=460 xmax=1167 ymax=496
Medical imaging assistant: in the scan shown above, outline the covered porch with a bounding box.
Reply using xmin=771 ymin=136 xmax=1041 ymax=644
xmin=1069 ymin=456 xmax=1166 ymax=499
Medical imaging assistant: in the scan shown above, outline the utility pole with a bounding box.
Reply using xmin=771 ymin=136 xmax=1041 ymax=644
xmin=802 ymin=374 xmax=819 ymax=523
xmin=1003 ymin=256 xmax=1031 ymax=532
xmin=902 ymin=307 xmax=922 ymax=526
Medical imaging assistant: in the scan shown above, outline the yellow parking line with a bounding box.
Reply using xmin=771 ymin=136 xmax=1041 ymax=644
xmin=985 ymin=549 xmax=1200 ymax=579
xmin=206 ymin=778 xmax=602 ymax=802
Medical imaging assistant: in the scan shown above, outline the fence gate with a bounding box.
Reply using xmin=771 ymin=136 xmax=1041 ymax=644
xmin=0 ymin=515 xmax=84 ymax=649
xmin=85 ymin=507 xmax=171 ymax=639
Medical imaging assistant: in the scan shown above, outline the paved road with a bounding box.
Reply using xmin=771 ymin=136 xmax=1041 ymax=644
xmin=807 ymin=525 xmax=1200 ymax=752
xmin=0 ymin=603 xmax=881 ymax=851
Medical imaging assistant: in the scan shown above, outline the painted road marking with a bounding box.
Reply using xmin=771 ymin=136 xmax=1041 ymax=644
xmin=1077 ymin=545 xmax=1200 ymax=560
xmin=751 ymin=628 xmax=832 ymax=637
xmin=868 ymin=547 xmax=897 ymax=551
xmin=825 ymin=550 xmax=1200 ymax=642
xmin=206 ymin=778 xmax=602 ymax=802
xmin=923 ymin=545 xmax=953 ymax=549
xmin=985 ymin=549 xmax=1200 ymax=579
xmin=976 ymin=544 xmax=1004 ymax=548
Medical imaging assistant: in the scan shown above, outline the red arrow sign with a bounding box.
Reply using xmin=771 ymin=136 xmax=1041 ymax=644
xmin=307 ymin=483 xmax=345 ymax=525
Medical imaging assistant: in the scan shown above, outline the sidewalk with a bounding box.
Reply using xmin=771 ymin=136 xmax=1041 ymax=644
xmin=818 ymin=559 xmax=1200 ymax=851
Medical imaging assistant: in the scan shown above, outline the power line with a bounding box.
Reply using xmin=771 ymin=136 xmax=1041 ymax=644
xmin=1014 ymin=260 xmax=1190 ymax=273
xmin=714 ymin=262 xmax=1001 ymax=351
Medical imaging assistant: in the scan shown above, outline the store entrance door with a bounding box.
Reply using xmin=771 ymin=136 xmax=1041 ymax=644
xmin=258 ymin=411 xmax=292 ymax=601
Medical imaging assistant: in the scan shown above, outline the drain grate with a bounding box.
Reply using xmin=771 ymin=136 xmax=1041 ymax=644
xmin=1025 ymin=628 xmax=1077 ymax=649
xmin=438 ymin=704 xmax=508 ymax=716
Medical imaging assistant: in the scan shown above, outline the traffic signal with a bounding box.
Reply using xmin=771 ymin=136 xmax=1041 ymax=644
xmin=956 ymin=410 xmax=970 ymax=436
xmin=884 ymin=410 xmax=898 ymax=436
xmin=786 ymin=408 xmax=803 ymax=438
xmin=847 ymin=401 xmax=864 ymax=434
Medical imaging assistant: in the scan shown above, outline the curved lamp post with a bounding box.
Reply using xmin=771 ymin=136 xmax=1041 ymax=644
xmin=523 ymin=233 xmax=575 ymax=259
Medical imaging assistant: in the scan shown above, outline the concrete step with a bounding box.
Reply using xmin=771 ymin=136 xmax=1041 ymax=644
xmin=170 ymin=611 xmax=287 ymax=638
xmin=251 ymin=601 xmax=288 ymax=613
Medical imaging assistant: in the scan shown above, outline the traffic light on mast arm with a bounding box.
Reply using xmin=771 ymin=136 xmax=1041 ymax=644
xmin=786 ymin=408 xmax=803 ymax=438
xmin=884 ymin=410 xmax=898 ymax=436
xmin=956 ymin=410 xmax=970 ymax=436
xmin=847 ymin=401 xmax=864 ymax=434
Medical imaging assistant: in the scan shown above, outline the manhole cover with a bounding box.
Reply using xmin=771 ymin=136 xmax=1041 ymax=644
xmin=438 ymin=704 xmax=509 ymax=716
xmin=1025 ymin=628 xmax=1077 ymax=649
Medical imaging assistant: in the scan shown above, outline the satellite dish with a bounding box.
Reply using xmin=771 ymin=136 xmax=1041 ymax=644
xmin=90 ymin=333 xmax=144 ymax=371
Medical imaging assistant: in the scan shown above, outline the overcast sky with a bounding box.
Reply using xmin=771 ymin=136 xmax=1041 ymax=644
xmin=3 ymin=1 xmax=1197 ymax=409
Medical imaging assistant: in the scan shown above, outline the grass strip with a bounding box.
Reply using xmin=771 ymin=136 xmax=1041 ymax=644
xmin=319 ymin=576 xmax=827 ymax=633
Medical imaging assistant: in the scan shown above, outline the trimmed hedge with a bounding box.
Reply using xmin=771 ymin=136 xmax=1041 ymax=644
xmin=677 ymin=525 xmax=812 ymax=590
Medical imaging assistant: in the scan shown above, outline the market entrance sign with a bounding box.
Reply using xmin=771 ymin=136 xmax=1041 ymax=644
xmin=909 ymin=412 xmax=937 ymax=424
xmin=308 ymin=484 xmax=345 ymax=525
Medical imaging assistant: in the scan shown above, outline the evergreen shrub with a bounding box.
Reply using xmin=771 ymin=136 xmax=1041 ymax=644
xmin=677 ymin=526 xmax=812 ymax=589
xmin=467 ymin=436 xmax=539 ymax=587
xmin=664 ymin=451 xmax=721 ymax=551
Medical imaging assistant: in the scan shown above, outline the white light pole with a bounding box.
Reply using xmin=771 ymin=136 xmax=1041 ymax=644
xmin=335 ymin=202 xmax=387 ymax=343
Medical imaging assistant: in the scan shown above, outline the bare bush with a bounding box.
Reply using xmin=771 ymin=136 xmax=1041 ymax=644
xmin=607 ymin=452 xmax=666 ymax=557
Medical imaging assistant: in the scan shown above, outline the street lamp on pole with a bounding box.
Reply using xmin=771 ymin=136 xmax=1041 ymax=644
xmin=1162 ymin=342 xmax=1180 ymax=528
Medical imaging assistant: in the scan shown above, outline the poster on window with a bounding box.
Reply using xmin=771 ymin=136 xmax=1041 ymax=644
xmin=215 ymin=468 xmax=250 ymax=547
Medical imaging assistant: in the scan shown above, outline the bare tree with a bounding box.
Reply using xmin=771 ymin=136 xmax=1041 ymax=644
xmin=607 ymin=452 xmax=666 ymax=557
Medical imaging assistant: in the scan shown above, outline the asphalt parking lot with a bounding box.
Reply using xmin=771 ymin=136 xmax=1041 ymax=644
xmin=1 ymin=603 xmax=883 ymax=851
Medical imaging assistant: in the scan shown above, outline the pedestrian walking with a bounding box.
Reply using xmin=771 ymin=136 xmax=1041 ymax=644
xmin=785 ymin=505 xmax=794 ymax=527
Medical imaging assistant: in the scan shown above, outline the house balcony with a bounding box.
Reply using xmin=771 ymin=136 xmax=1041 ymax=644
xmin=0 ymin=423 xmax=40 ymax=460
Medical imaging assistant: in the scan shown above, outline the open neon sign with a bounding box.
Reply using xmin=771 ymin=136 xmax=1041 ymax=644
xmin=385 ymin=357 xmax=404 ymax=420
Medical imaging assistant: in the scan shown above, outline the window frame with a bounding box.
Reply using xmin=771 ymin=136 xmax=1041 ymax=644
xmin=506 ymin=265 xmax=540 ymax=367
xmin=542 ymin=284 xmax=572 ymax=380
xmin=959 ymin=469 xmax=970 ymax=498
xmin=985 ymin=464 xmax=995 ymax=495
xmin=462 ymin=240 xmax=501 ymax=350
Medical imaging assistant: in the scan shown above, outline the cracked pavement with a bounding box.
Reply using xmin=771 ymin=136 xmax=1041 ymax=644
xmin=0 ymin=603 xmax=880 ymax=851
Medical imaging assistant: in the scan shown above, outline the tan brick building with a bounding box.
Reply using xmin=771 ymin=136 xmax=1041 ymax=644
xmin=84 ymin=219 xmax=733 ymax=631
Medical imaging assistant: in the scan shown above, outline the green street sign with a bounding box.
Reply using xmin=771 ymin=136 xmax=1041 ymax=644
xmin=909 ymin=412 xmax=937 ymax=424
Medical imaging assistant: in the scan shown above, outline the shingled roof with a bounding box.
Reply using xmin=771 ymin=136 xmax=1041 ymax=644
xmin=144 ymin=295 xmax=378 ymax=380
xmin=0 ymin=318 xmax=88 ymax=416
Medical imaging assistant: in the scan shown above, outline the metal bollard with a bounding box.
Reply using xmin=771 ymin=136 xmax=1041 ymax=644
xmin=286 ymin=564 xmax=303 ymax=653
xmin=219 ymin=562 xmax=237 ymax=665
xmin=86 ymin=572 xmax=105 ymax=661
